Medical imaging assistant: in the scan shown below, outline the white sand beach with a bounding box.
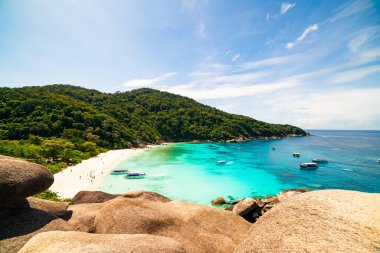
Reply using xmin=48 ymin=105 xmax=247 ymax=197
xmin=49 ymin=148 xmax=149 ymax=199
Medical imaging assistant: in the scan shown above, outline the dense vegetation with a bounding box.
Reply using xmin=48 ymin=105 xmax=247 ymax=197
xmin=33 ymin=189 xmax=72 ymax=202
xmin=0 ymin=85 xmax=306 ymax=172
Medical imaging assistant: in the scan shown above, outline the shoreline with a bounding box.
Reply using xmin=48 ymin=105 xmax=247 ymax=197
xmin=49 ymin=146 xmax=154 ymax=199
xmin=49 ymin=135 xmax=308 ymax=200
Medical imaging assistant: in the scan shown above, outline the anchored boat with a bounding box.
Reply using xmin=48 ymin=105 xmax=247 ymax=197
xmin=292 ymin=152 xmax=300 ymax=157
xmin=312 ymin=158 xmax=328 ymax=163
xmin=216 ymin=160 xmax=227 ymax=164
xmin=300 ymin=162 xmax=318 ymax=170
xmin=110 ymin=169 xmax=129 ymax=175
xmin=124 ymin=172 xmax=146 ymax=179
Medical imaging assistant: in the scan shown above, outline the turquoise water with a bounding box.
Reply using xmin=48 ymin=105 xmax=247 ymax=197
xmin=100 ymin=130 xmax=380 ymax=205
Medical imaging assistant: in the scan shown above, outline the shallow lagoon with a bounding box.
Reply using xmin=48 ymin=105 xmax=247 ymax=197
xmin=100 ymin=130 xmax=380 ymax=205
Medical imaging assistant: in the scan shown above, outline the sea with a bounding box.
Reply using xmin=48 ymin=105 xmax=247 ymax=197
xmin=100 ymin=130 xmax=380 ymax=205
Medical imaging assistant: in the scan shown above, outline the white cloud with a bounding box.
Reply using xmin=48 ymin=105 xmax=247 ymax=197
xmin=164 ymin=79 xmax=300 ymax=100
xmin=331 ymin=0 xmax=373 ymax=22
xmin=122 ymin=72 xmax=176 ymax=88
xmin=356 ymin=47 xmax=380 ymax=64
xmin=285 ymin=42 xmax=294 ymax=49
xmin=279 ymin=88 xmax=380 ymax=129
xmin=280 ymin=2 xmax=296 ymax=15
xmin=298 ymin=24 xmax=318 ymax=41
xmin=348 ymin=26 xmax=380 ymax=53
xmin=285 ymin=23 xmax=319 ymax=49
xmin=348 ymin=33 xmax=371 ymax=53
xmin=226 ymin=50 xmax=240 ymax=62
xmin=330 ymin=65 xmax=380 ymax=84
xmin=243 ymin=87 xmax=380 ymax=129
xmin=231 ymin=53 xmax=240 ymax=62
xmin=241 ymin=55 xmax=298 ymax=69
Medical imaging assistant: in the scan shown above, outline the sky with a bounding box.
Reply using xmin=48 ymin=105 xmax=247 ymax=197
xmin=1 ymin=0 xmax=380 ymax=130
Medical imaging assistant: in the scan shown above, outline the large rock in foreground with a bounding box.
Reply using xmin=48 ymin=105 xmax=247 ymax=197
xmin=121 ymin=190 xmax=172 ymax=202
xmin=72 ymin=191 xmax=118 ymax=204
xmin=24 ymin=197 xmax=69 ymax=216
xmin=18 ymin=231 xmax=186 ymax=253
xmin=0 ymin=155 xmax=54 ymax=206
xmin=95 ymin=197 xmax=251 ymax=253
xmin=235 ymin=190 xmax=380 ymax=253
xmin=72 ymin=190 xmax=171 ymax=204
xmin=67 ymin=202 xmax=107 ymax=232
xmin=0 ymin=208 xmax=76 ymax=253
xmin=277 ymin=188 xmax=308 ymax=202
xmin=68 ymin=190 xmax=171 ymax=232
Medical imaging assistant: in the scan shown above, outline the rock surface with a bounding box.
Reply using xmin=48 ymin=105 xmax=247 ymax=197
xmin=232 ymin=198 xmax=261 ymax=222
xmin=18 ymin=231 xmax=186 ymax=253
xmin=232 ymin=198 xmax=259 ymax=216
xmin=0 ymin=155 xmax=54 ymax=206
xmin=23 ymin=197 xmax=69 ymax=216
xmin=72 ymin=191 xmax=118 ymax=204
xmin=211 ymin=197 xmax=226 ymax=205
xmin=277 ymin=188 xmax=308 ymax=202
xmin=261 ymin=196 xmax=279 ymax=204
xmin=0 ymin=207 xmax=77 ymax=253
xmin=121 ymin=190 xmax=171 ymax=203
xmin=94 ymin=196 xmax=251 ymax=253
xmin=235 ymin=190 xmax=380 ymax=253
xmin=67 ymin=203 xmax=107 ymax=232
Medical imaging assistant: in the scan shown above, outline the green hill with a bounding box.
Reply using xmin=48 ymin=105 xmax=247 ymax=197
xmin=0 ymin=84 xmax=306 ymax=172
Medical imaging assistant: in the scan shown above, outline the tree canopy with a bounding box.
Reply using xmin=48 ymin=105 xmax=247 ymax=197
xmin=0 ymin=84 xmax=306 ymax=172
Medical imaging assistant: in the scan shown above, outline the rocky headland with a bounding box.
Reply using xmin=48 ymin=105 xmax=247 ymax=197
xmin=1 ymin=155 xmax=379 ymax=253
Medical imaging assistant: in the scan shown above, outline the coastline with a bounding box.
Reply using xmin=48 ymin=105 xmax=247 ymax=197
xmin=49 ymin=147 xmax=153 ymax=199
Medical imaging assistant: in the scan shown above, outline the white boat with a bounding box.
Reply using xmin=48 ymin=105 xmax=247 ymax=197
xmin=378 ymin=159 xmax=380 ymax=163
xmin=216 ymin=160 xmax=227 ymax=164
xmin=110 ymin=169 xmax=129 ymax=175
xmin=312 ymin=158 xmax=328 ymax=163
xmin=124 ymin=172 xmax=146 ymax=179
xmin=292 ymin=152 xmax=300 ymax=157
xmin=300 ymin=162 xmax=318 ymax=170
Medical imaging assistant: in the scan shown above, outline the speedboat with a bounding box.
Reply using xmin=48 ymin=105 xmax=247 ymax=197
xmin=300 ymin=162 xmax=318 ymax=170
xmin=216 ymin=160 xmax=227 ymax=164
xmin=378 ymin=159 xmax=380 ymax=163
xmin=110 ymin=169 xmax=129 ymax=175
xmin=124 ymin=172 xmax=146 ymax=179
xmin=292 ymin=152 xmax=300 ymax=157
xmin=312 ymin=158 xmax=328 ymax=163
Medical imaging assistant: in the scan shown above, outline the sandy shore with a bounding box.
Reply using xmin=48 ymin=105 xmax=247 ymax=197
xmin=49 ymin=147 xmax=149 ymax=199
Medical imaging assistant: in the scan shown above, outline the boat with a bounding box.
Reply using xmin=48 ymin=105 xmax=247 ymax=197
xmin=124 ymin=172 xmax=146 ymax=179
xmin=378 ymin=159 xmax=380 ymax=163
xmin=312 ymin=158 xmax=328 ymax=163
xmin=216 ymin=160 xmax=227 ymax=164
xmin=110 ymin=169 xmax=129 ymax=175
xmin=292 ymin=152 xmax=300 ymax=157
xmin=271 ymin=147 xmax=276 ymax=150
xmin=300 ymin=162 xmax=318 ymax=170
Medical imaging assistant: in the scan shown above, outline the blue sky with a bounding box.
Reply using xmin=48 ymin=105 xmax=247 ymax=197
xmin=1 ymin=0 xmax=380 ymax=130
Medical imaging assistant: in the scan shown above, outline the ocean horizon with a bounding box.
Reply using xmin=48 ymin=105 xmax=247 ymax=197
xmin=100 ymin=130 xmax=380 ymax=205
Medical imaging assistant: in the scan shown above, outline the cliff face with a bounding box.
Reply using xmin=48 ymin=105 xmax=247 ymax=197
xmin=234 ymin=189 xmax=380 ymax=253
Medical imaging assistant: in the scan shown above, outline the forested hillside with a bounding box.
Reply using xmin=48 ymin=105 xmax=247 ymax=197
xmin=0 ymin=85 xmax=306 ymax=172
